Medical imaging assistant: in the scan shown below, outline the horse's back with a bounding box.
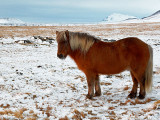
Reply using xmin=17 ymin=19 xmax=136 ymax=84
xmin=119 ymin=37 xmax=149 ymax=59
xmin=118 ymin=37 xmax=148 ymax=48
xmin=85 ymin=37 xmax=150 ymax=74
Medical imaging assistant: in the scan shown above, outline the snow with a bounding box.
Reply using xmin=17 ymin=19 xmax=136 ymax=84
xmin=0 ymin=23 xmax=160 ymax=119
xmin=102 ymin=10 xmax=160 ymax=24
xmin=142 ymin=11 xmax=160 ymax=22
xmin=123 ymin=12 xmax=160 ymax=23
xmin=103 ymin=13 xmax=137 ymax=23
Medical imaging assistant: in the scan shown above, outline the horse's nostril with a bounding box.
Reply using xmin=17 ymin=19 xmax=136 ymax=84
xmin=57 ymin=54 xmax=63 ymax=58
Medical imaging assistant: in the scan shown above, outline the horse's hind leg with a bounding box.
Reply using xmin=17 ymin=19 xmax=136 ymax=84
xmin=128 ymin=72 xmax=138 ymax=99
xmin=131 ymin=71 xmax=146 ymax=99
xmin=138 ymin=77 xmax=146 ymax=99
xmin=95 ymin=75 xmax=101 ymax=96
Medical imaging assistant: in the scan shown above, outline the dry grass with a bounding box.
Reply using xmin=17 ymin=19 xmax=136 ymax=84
xmin=120 ymin=98 xmax=152 ymax=106
xmin=0 ymin=108 xmax=27 ymax=119
xmin=72 ymin=109 xmax=86 ymax=120
xmin=0 ymin=104 xmax=10 ymax=108
xmin=74 ymin=75 xmax=85 ymax=82
xmin=0 ymin=107 xmax=55 ymax=119
xmin=101 ymin=82 xmax=112 ymax=85
xmin=59 ymin=109 xmax=86 ymax=120
xmin=153 ymin=100 xmax=160 ymax=109
xmin=59 ymin=116 xmax=69 ymax=120
xmin=123 ymin=85 xmax=130 ymax=90
xmin=0 ymin=22 xmax=160 ymax=38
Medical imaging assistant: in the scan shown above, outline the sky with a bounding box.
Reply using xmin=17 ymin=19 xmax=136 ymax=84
xmin=0 ymin=0 xmax=160 ymax=24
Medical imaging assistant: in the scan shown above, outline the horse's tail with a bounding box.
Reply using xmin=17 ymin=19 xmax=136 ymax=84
xmin=145 ymin=45 xmax=153 ymax=93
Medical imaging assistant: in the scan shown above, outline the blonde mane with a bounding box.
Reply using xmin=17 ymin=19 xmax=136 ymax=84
xmin=69 ymin=32 xmax=99 ymax=53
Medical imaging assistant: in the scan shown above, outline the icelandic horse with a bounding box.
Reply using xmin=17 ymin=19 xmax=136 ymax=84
xmin=56 ymin=30 xmax=153 ymax=99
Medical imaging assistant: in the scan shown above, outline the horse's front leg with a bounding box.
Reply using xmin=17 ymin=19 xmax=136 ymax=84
xmin=95 ymin=74 xmax=101 ymax=96
xmin=85 ymin=72 xmax=95 ymax=99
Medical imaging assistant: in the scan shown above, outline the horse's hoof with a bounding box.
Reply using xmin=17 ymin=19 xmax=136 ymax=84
xmin=128 ymin=93 xmax=137 ymax=99
xmin=94 ymin=92 xmax=101 ymax=97
xmin=86 ymin=94 xmax=93 ymax=99
xmin=137 ymin=94 xmax=145 ymax=99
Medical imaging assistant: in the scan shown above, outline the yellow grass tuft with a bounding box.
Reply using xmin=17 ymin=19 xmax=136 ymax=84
xmin=14 ymin=108 xmax=27 ymax=119
xmin=26 ymin=118 xmax=37 ymax=120
xmin=123 ymin=85 xmax=130 ymax=90
xmin=72 ymin=109 xmax=86 ymax=119
xmin=120 ymin=98 xmax=152 ymax=105
xmin=0 ymin=108 xmax=27 ymax=119
xmin=153 ymin=100 xmax=160 ymax=109
xmin=59 ymin=116 xmax=69 ymax=120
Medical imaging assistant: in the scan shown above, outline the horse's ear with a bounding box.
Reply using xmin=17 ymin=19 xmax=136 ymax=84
xmin=56 ymin=31 xmax=59 ymax=34
xmin=65 ymin=30 xmax=69 ymax=41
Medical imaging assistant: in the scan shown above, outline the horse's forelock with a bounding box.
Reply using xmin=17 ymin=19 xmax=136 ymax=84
xmin=56 ymin=31 xmax=67 ymax=42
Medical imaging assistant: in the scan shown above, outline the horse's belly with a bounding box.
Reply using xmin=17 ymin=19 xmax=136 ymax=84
xmin=98 ymin=69 xmax=126 ymax=75
xmin=95 ymin=63 xmax=128 ymax=75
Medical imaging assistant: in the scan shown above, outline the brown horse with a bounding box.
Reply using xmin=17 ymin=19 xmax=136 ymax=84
xmin=56 ymin=30 xmax=153 ymax=99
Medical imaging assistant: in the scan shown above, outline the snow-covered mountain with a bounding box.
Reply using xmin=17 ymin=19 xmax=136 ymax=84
xmin=1 ymin=10 xmax=160 ymax=26
xmin=0 ymin=18 xmax=25 ymax=25
xmin=142 ymin=10 xmax=160 ymax=22
xmin=103 ymin=13 xmax=137 ymax=23
xmin=103 ymin=10 xmax=160 ymax=23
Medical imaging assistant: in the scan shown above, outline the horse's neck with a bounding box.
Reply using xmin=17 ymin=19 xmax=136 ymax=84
xmin=69 ymin=50 xmax=80 ymax=59
xmin=69 ymin=49 xmax=85 ymax=64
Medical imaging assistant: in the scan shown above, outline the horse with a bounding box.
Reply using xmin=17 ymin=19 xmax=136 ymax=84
xmin=56 ymin=30 xmax=153 ymax=99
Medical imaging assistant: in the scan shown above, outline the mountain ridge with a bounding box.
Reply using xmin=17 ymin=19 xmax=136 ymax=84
xmin=0 ymin=18 xmax=24 ymax=24
xmin=103 ymin=10 xmax=160 ymax=23
xmin=103 ymin=13 xmax=137 ymax=23
xmin=0 ymin=10 xmax=160 ymax=25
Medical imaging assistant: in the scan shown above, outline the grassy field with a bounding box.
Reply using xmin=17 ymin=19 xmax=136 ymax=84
xmin=0 ymin=22 xmax=160 ymax=38
xmin=0 ymin=22 xmax=160 ymax=119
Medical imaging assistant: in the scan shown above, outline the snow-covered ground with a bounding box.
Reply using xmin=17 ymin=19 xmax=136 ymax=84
xmin=0 ymin=23 xmax=160 ymax=119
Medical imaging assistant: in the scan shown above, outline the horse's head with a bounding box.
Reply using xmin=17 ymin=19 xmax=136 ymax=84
xmin=56 ymin=30 xmax=71 ymax=59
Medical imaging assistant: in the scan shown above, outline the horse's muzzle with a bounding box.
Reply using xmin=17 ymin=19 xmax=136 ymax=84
xmin=57 ymin=54 xmax=66 ymax=59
